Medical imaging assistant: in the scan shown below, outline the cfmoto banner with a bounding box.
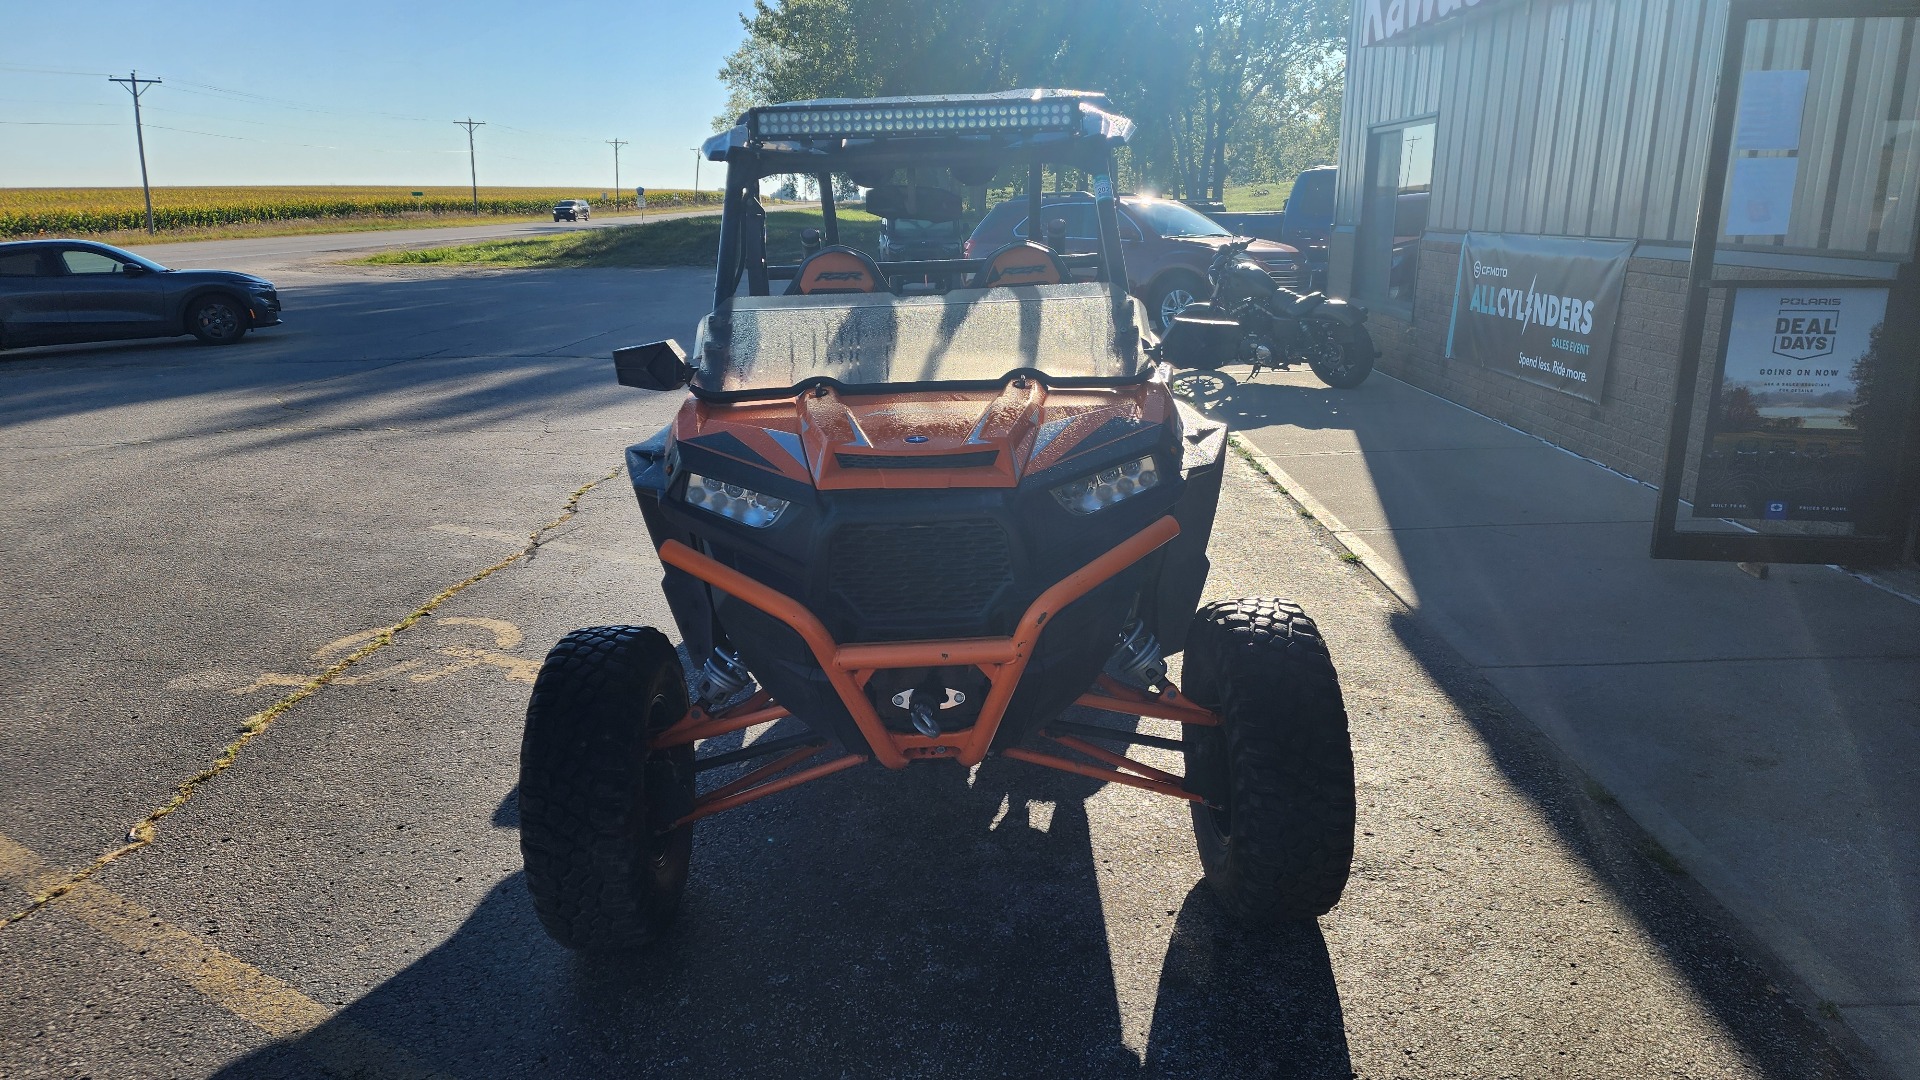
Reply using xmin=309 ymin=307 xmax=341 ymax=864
xmin=1447 ymin=233 xmax=1633 ymax=404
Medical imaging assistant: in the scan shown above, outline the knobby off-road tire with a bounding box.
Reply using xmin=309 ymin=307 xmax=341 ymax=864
xmin=519 ymin=625 xmax=696 ymax=953
xmin=1181 ymin=598 xmax=1357 ymax=923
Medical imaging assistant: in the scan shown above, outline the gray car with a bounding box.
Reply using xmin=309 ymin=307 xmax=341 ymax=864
xmin=0 ymin=239 xmax=281 ymax=350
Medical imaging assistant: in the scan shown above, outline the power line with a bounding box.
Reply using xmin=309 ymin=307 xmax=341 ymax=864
xmin=107 ymin=70 xmax=161 ymax=234
xmin=0 ymin=64 xmax=111 ymax=77
xmin=166 ymin=77 xmax=442 ymax=125
xmin=454 ymin=119 xmax=484 ymax=212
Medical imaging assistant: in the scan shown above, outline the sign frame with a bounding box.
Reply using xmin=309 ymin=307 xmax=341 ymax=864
xmin=1652 ymin=0 xmax=1920 ymax=563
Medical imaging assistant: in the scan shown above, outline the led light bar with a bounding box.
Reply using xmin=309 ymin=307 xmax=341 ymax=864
xmin=753 ymin=99 xmax=1081 ymax=140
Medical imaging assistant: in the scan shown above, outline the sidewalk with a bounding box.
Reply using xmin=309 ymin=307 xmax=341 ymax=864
xmin=1218 ymin=368 xmax=1920 ymax=1079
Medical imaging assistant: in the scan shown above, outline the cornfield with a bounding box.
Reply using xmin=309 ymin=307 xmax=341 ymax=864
xmin=0 ymin=186 xmax=719 ymax=239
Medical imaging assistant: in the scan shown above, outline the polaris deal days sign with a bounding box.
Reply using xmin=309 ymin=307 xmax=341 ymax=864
xmin=1446 ymin=233 xmax=1633 ymax=404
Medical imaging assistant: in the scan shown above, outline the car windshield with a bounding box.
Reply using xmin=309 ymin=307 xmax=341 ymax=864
xmin=696 ymin=283 xmax=1140 ymax=394
xmin=887 ymin=218 xmax=960 ymax=241
xmin=1290 ymin=170 xmax=1335 ymax=214
xmin=1129 ymin=199 xmax=1229 ymax=238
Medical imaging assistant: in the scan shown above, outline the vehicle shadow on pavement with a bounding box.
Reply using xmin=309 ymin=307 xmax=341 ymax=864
xmin=1375 ymin=609 xmax=1862 ymax=1080
xmin=208 ymin=747 xmax=1351 ymax=1079
xmin=1188 ymin=370 xmax=1859 ymax=1077
xmin=0 ymin=271 xmax=713 ymax=439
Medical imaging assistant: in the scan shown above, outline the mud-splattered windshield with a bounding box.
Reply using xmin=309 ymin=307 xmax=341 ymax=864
xmin=695 ymin=282 xmax=1142 ymax=394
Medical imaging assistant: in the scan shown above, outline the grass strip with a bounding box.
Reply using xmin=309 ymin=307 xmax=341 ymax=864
xmin=358 ymin=208 xmax=883 ymax=269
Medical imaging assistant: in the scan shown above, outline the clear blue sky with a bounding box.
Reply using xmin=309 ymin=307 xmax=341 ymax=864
xmin=0 ymin=0 xmax=744 ymax=191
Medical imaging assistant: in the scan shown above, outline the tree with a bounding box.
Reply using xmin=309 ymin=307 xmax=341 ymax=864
xmin=715 ymin=0 xmax=1349 ymax=200
xmin=1720 ymin=385 xmax=1761 ymax=430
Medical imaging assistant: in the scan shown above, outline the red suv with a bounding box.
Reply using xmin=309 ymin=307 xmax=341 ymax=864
xmin=965 ymin=192 xmax=1305 ymax=331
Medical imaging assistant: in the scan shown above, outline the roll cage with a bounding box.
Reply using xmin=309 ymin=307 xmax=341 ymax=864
xmin=697 ymin=90 xmax=1141 ymax=393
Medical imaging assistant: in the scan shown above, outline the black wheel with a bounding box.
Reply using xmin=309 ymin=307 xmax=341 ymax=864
xmin=1304 ymin=323 xmax=1375 ymax=388
xmin=1181 ymin=598 xmax=1356 ymax=923
xmin=519 ymin=625 xmax=695 ymax=953
xmin=187 ymin=295 xmax=247 ymax=345
xmin=1148 ymin=273 xmax=1209 ymax=333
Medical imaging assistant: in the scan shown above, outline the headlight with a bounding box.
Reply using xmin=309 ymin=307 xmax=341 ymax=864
xmin=683 ymin=472 xmax=790 ymax=528
xmin=1051 ymin=454 xmax=1161 ymax=514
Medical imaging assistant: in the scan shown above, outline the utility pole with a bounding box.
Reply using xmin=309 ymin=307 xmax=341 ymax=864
xmin=108 ymin=71 xmax=161 ymax=234
xmin=606 ymin=139 xmax=628 ymax=210
xmin=454 ymin=119 xmax=485 ymax=213
xmin=691 ymin=148 xmax=701 ymax=203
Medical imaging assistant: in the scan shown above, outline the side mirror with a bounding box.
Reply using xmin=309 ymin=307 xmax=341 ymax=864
xmin=121 ymin=262 xmax=149 ymax=276
xmin=800 ymin=227 xmax=823 ymax=256
xmin=613 ymin=339 xmax=692 ymax=391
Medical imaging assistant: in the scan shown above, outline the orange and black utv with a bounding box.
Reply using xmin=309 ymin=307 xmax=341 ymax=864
xmin=518 ymin=91 xmax=1357 ymax=952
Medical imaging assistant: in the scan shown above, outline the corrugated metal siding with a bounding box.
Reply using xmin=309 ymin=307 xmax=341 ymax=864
xmin=1340 ymin=0 xmax=1919 ymax=254
xmin=1334 ymin=17 xmax=1446 ymax=225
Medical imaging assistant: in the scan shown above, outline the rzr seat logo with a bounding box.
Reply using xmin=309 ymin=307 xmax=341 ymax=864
xmin=815 ymin=270 xmax=867 ymax=282
xmin=1000 ymin=264 xmax=1047 ymax=277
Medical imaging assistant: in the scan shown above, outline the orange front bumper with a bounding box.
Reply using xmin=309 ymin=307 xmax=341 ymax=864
xmin=649 ymin=514 xmax=1220 ymax=824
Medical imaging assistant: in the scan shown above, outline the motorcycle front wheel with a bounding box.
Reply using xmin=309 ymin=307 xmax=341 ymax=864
xmin=1304 ymin=323 xmax=1375 ymax=389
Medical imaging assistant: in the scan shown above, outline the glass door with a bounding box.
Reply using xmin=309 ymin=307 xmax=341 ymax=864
xmin=1655 ymin=1 xmax=1920 ymax=563
xmin=1353 ymin=119 xmax=1434 ymax=314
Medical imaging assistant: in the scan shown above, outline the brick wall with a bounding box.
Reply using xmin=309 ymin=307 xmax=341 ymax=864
xmin=1369 ymin=235 xmax=1691 ymax=484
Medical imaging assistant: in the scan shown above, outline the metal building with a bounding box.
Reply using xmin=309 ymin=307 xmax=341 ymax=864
xmin=1330 ymin=0 xmax=1920 ymax=566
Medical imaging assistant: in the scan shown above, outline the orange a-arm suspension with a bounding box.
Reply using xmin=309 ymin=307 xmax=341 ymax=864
xmin=648 ymin=514 xmax=1220 ymax=822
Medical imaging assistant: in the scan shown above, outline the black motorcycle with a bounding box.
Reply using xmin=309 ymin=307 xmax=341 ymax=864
xmin=1158 ymin=238 xmax=1375 ymax=389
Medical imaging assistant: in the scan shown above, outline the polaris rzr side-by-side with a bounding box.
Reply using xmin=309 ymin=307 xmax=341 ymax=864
xmin=518 ymin=90 xmax=1358 ymax=952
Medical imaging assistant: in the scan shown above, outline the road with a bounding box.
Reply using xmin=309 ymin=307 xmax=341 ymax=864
xmin=0 ymin=251 xmax=1866 ymax=1078
xmin=117 ymin=205 xmax=717 ymax=274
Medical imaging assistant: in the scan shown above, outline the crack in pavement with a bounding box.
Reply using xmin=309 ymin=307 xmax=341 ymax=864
xmin=2 ymin=465 xmax=624 ymax=928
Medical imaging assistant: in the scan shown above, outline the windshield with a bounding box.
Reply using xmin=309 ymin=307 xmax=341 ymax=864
xmin=1129 ymin=199 xmax=1229 ymax=239
xmin=1289 ymin=170 xmax=1335 ymax=216
xmin=887 ymin=218 xmax=961 ymax=241
xmin=696 ymin=283 xmax=1140 ymax=395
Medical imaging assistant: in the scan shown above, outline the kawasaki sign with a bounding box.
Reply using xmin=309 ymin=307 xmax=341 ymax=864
xmin=1357 ymin=0 xmax=1513 ymax=47
xmin=1446 ymin=232 xmax=1633 ymax=404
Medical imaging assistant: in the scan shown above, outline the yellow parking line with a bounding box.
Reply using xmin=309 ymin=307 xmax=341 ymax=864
xmin=4 ymin=467 xmax=620 ymax=928
xmin=0 ymin=469 xmax=622 ymax=1072
xmin=0 ymin=831 xmax=451 ymax=1079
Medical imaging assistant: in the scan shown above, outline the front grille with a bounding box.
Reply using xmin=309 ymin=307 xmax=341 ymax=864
xmin=835 ymin=450 xmax=999 ymax=470
xmin=827 ymin=520 xmax=1013 ymax=628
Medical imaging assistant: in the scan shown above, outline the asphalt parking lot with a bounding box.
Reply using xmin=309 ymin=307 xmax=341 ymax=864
xmin=0 ymin=256 xmax=1871 ymax=1078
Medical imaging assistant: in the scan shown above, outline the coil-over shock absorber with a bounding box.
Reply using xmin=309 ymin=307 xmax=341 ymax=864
xmin=1106 ymin=619 xmax=1169 ymax=692
xmin=695 ymin=646 xmax=754 ymax=710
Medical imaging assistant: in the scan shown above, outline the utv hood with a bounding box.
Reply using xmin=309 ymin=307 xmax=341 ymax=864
xmin=670 ymin=379 xmax=1179 ymax=492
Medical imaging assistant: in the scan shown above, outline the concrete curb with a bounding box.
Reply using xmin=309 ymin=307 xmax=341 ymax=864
xmin=1227 ymin=432 xmax=1417 ymax=606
